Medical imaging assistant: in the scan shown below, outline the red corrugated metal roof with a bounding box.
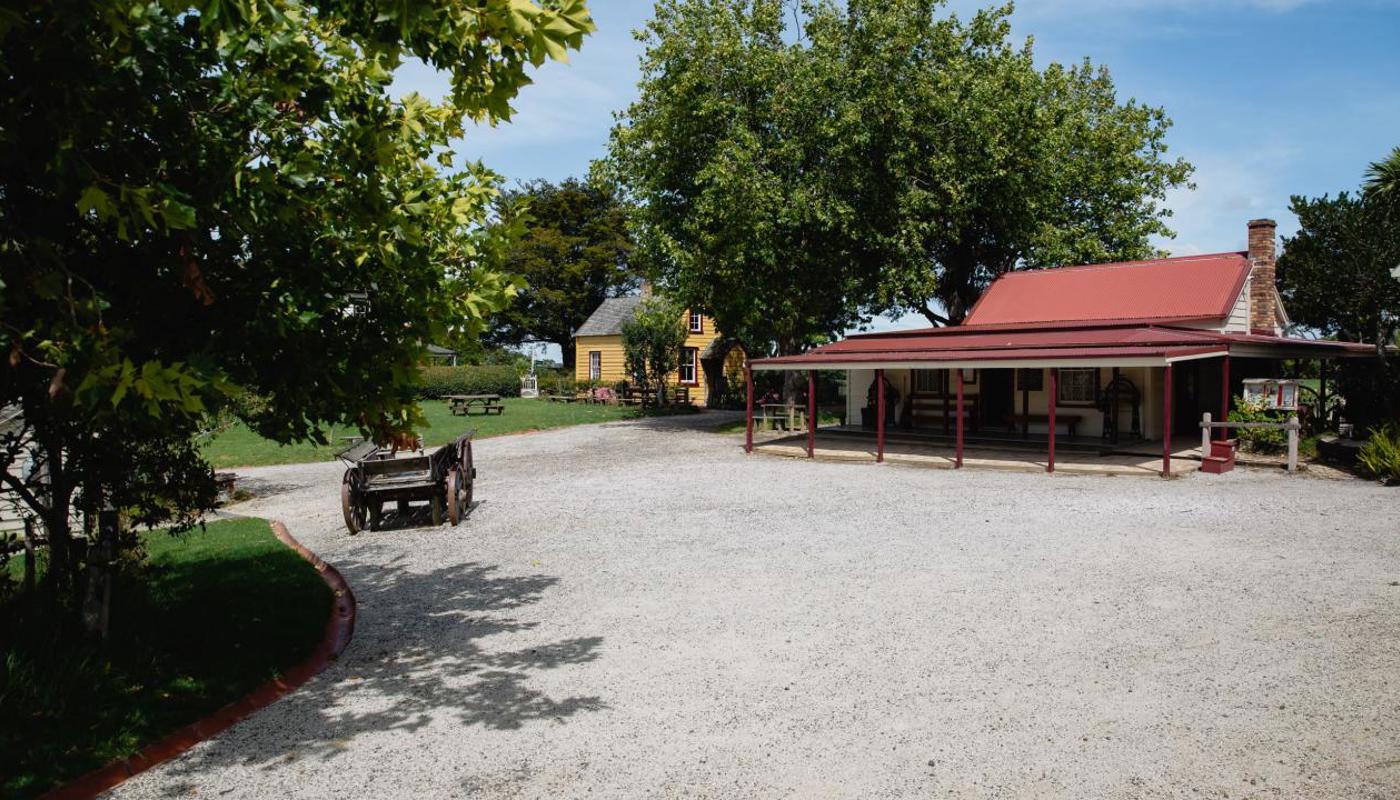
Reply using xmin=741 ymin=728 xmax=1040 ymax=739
xmin=815 ymin=325 xmax=1223 ymax=356
xmin=758 ymin=344 xmax=1225 ymax=366
xmin=749 ymin=324 xmax=1374 ymax=368
xmin=963 ymin=252 xmax=1251 ymax=327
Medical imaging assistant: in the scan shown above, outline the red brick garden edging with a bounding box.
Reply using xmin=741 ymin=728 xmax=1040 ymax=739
xmin=42 ymin=521 xmax=357 ymax=800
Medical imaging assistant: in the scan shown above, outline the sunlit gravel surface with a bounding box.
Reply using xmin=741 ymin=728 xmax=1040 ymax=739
xmin=108 ymin=413 xmax=1400 ymax=799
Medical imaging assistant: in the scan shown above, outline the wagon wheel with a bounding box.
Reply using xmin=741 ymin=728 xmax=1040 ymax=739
xmin=460 ymin=441 xmax=475 ymax=514
xmin=447 ymin=469 xmax=462 ymax=526
xmin=340 ymin=475 xmax=364 ymax=536
xmin=461 ymin=473 xmax=474 ymax=516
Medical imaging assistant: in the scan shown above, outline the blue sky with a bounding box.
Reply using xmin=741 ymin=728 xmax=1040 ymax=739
xmin=398 ymin=0 xmax=1400 ymax=348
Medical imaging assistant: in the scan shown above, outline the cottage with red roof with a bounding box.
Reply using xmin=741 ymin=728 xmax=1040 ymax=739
xmin=744 ymin=220 xmax=1374 ymax=475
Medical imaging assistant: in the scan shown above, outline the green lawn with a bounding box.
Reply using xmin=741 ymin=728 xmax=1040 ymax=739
xmin=0 ymin=518 xmax=332 ymax=799
xmin=204 ymin=397 xmax=640 ymax=468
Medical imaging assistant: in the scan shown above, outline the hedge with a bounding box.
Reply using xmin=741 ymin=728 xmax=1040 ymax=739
xmin=417 ymin=365 xmax=521 ymax=399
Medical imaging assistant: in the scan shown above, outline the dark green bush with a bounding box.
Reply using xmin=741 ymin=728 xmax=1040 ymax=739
xmin=1229 ymin=396 xmax=1288 ymax=452
xmin=417 ymin=365 xmax=520 ymax=399
xmin=1358 ymin=422 xmax=1400 ymax=483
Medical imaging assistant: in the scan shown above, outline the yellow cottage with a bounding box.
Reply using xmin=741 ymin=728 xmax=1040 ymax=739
xmin=573 ymin=297 xmax=745 ymax=406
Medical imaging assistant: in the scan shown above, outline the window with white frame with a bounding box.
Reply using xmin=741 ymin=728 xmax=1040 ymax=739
xmin=678 ymin=347 xmax=698 ymax=385
xmin=912 ymin=369 xmax=948 ymax=395
xmin=588 ymin=351 xmax=601 ymax=381
xmin=1057 ymin=367 xmax=1099 ymax=406
xmin=688 ymin=311 xmax=703 ymax=333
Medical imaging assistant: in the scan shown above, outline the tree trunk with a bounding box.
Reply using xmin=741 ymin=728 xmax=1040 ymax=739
xmin=37 ymin=434 xmax=75 ymax=595
xmin=777 ymin=336 xmax=803 ymax=404
xmin=559 ymin=340 xmax=575 ymax=372
xmin=82 ymin=509 xmax=118 ymax=641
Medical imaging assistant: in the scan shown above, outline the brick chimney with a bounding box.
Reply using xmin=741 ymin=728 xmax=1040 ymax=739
xmin=1247 ymin=218 xmax=1278 ymax=335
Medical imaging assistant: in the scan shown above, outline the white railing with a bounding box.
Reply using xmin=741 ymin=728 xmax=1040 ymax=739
xmin=1200 ymin=412 xmax=1302 ymax=473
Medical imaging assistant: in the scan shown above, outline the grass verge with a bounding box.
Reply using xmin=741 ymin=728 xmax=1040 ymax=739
xmin=204 ymin=397 xmax=641 ymax=468
xmin=0 ymin=518 xmax=332 ymax=798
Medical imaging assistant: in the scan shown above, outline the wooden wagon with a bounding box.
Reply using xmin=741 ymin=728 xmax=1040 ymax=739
xmin=337 ymin=433 xmax=475 ymax=535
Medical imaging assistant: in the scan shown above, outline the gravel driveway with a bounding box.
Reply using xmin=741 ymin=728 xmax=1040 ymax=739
xmin=110 ymin=413 xmax=1400 ymax=799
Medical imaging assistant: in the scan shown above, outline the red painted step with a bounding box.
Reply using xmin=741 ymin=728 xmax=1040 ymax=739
xmin=1201 ymin=455 xmax=1234 ymax=474
xmin=1202 ymin=438 xmax=1237 ymax=474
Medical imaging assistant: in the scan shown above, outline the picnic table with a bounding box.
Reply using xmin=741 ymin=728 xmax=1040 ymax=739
xmin=759 ymin=403 xmax=808 ymax=432
xmin=446 ymin=394 xmax=504 ymax=416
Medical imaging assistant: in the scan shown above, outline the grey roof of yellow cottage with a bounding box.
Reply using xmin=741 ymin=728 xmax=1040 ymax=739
xmin=574 ymin=296 xmax=644 ymax=337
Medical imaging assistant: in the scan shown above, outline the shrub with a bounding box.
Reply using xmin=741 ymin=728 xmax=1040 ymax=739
xmin=1357 ymin=423 xmax=1400 ymax=483
xmin=1229 ymin=395 xmax=1288 ymax=452
xmin=416 ymin=366 xmax=520 ymax=399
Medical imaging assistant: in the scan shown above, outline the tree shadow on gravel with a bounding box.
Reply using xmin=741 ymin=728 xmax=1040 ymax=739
xmin=148 ymin=546 xmax=605 ymax=794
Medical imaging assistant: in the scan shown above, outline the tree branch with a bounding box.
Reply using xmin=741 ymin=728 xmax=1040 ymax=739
xmin=0 ymin=467 xmax=48 ymax=521
xmin=907 ymin=295 xmax=951 ymax=327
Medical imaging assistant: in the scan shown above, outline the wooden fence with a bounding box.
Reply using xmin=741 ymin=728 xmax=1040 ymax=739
xmin=1199 ymin=412 xmax=1301 ymax=473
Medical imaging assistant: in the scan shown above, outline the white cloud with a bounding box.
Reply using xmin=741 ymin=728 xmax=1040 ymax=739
xmin=1155 ymin=141 xmax=1306 ymax=255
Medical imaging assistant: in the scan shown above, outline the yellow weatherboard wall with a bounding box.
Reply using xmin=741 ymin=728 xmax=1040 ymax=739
xmin=573 ymin=308 xmax=735 ymax=406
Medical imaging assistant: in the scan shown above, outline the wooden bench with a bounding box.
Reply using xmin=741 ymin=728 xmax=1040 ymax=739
xmin=759 ymin=403 xmax=807 ymax=431
xmin=446 ymin=394 xmax=504 ymax=415
xmin=909 ymin=394 xmax=980 ymax=432
xmin=1005 ymin=413 xmax=1083 ymax=436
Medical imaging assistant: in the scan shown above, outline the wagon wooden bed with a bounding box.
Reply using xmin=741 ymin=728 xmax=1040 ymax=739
xmin=337 ymin=433 xmax=475 ymax=535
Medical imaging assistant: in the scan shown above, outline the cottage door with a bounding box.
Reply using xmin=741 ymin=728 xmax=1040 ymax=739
xmin=980 ymin=369 xmax=1015 ymax=429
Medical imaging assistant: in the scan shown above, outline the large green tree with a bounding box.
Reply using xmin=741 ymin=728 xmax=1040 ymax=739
xmin=486 ymin=178 xmax=638 ymax=370
xmin=0 ymin=0 xmax=592 ymax=599
xmin=1277 ymin=190 xmax=1400 ymax=427
xmin=606 ymin=0 xmax=878 ymax=364
xmin=607 ymin=0 xmax=1194 ymax=354
xmin=1277 ymin=192 xmax=1400 ymax=355
xmin=833 ymin=1 xmax=1194 ymax=324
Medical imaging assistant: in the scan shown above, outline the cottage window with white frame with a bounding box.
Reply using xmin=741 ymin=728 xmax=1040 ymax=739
xmin=688 ymin=311 xmax=703 ymax=334
xmin=1057 ymin=367 xmax=1099 ymax=406
xmin=679 ymin=347 xmax=698 ymax=385
xmin=912 ymin=369 xmax=947 ymax=395
xmin=588 ymin=351 xmax=601 ymax=381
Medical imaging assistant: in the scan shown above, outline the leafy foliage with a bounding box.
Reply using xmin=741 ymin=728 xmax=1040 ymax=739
xmin=485 ymin=179 xmax=639 ymax=368
xmin=834 ymin=2 xmax=1193 ymax=325
xmin=1228 ymin=395 xmax=1288 ymax=453
xmin=1277 ymin=190 xmax=1400 ymax=427
xmin=621 ymin=296 xmax=689 ymax=403
xmin=1278 ymin=192 xmax=1400 ymax=350
xmin=606 ymin=0 xmax=1193 ymax=361
xmin=416 ymin=366 xmax=522 ymax=399
xmin=0 ymin=0 xmax=592 ymax=598
xmin=1357 ymin=422 xmax=1400 ymax=483
xmin=1366 ymin=145 xmax=1400 ymax=219
xmin=605 ymin=0 xmax=877 ymax=359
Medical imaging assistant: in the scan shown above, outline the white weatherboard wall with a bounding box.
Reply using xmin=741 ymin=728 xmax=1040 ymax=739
xmin=0 ymin=410 xmax=30 ymax=537
xmin=1183 ymin=280 xmax=1249 ymax=334
xmin=847 ymin=369 xmax=874 ymax=425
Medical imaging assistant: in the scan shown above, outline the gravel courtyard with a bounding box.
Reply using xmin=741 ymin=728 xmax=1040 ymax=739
xmin=110 ymin=413 xmax=1400 ymax=799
